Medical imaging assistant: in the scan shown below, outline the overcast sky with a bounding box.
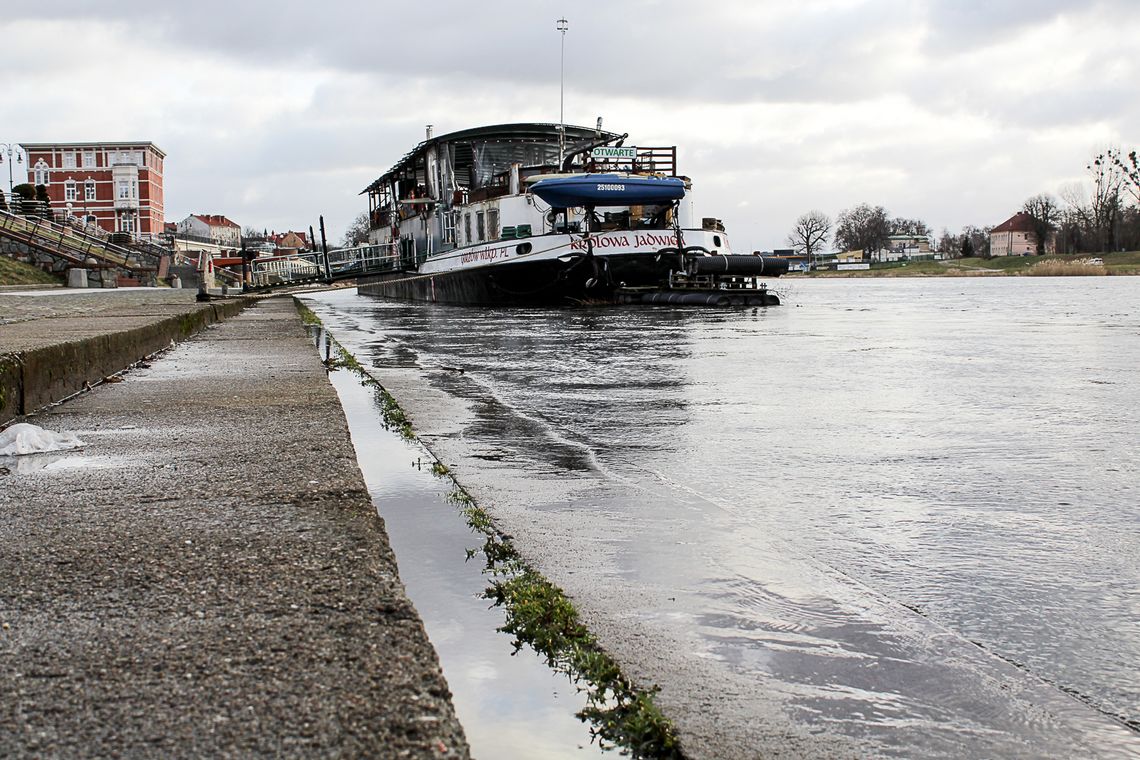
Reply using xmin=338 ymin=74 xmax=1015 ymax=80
xmin=3 ymin=1 xmax=1137 ymax=250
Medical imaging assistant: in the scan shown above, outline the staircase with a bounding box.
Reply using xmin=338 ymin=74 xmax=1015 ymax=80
xmin=0 ymin=209 xmax=164 ymax=286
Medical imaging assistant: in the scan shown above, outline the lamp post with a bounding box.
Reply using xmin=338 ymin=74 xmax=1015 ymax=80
xmin=556 ymin=17 xmax=568 ymax=164
xmin=0 ymin=142 xmax=24 ymax=196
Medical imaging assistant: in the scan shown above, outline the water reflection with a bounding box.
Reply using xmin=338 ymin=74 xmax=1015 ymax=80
xmin=318 ymin=332 xmax=613 ymax=759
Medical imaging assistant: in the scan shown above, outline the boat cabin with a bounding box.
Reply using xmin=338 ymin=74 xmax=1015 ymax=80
xmin=360 ymin=123 xmax=689 ymax=265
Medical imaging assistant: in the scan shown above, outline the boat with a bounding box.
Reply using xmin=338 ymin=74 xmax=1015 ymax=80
xmin=352 ymin=123 xmax=787 ymax=306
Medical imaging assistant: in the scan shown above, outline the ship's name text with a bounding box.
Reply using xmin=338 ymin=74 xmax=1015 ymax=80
xmin=570 ymin=232 xmax=680 ymax=251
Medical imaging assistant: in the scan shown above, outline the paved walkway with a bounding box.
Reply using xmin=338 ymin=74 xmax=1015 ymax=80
xmin=0 ymin=296 xmax=469 ymax=757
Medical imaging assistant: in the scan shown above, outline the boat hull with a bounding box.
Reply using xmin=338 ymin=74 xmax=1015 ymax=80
xmin=358 ymin=252 xmax=669 ymax=306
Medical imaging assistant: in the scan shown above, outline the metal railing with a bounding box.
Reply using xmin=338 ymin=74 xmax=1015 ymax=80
xmin=0 ymin=208 xmax=155 ymax=270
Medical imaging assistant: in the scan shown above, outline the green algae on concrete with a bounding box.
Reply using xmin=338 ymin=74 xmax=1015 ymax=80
xmin=298 ymin=298 xmax=684 ymax=759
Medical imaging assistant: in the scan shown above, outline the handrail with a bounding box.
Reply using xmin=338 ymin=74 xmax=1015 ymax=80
xmin=0 ymin=208 xmax=147 ymax=269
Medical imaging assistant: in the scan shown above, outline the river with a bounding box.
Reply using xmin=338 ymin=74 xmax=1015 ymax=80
xmin=302 ymin=276 xmax=1140 ymax=758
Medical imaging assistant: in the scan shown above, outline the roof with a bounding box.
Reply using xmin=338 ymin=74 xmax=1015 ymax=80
xmin=191 ymin=214 xmax=240 ymax=228
xmin=991 ymin=212 xmax=1035 ymax=234
xmin=18 ymin=141 xmax=167 ymax=158
xmin=362 ymin=122 xmax=621 ymax=194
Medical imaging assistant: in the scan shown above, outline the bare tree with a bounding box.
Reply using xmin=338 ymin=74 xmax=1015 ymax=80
xmin=341 ymin=211 xmax=371 ymax=247
xmin=889 ymin=217 xmax=931 ymax=237
xmin=835 ymin=203 xmax=890 ymax=259
xmin=1021 ymin=193 xmax=1060 ymax=254
xmin=937 ymin=228 xmax=959 ymax=257
xmin=787 ymin=210 xmax=831 ymax=266
xmin=960 ymin=225 xmax=991 ymax=258
xmin=1101 ymin=147 xmax=1140 ymax=206
xmin=1088 ymin=153 xmax=1125 ymax=252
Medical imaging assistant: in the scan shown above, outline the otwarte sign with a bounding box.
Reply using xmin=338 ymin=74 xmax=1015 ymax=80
xmin=590 ymin=146 xmax=637 ymax=160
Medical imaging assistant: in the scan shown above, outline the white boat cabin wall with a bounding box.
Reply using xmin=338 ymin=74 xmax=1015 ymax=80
xmin=363 ymin=123 xmax=702 ymax=263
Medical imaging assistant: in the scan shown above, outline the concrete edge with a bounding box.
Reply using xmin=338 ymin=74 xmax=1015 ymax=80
xmin=1 ymin=297 xmax=252 ymax=425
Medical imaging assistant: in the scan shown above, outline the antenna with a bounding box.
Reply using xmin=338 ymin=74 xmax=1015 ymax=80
xmin=556 ymin=17 xmax=569 ymax=164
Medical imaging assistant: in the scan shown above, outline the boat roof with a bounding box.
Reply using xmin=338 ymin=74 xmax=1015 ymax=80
xmin=361 ymin=122 xmax=620 ymax=195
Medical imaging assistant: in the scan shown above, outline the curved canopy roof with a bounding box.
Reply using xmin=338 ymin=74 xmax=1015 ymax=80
xmin=361 ymin=122 xmax=620 ymax=194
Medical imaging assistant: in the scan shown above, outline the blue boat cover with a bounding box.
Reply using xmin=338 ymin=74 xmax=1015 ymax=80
xmin=529 ymin=173 xmax=686 ymax=207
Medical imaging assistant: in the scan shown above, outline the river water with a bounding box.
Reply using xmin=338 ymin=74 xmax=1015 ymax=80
xmin=303 ymin=277 xmax=1140 ymax=758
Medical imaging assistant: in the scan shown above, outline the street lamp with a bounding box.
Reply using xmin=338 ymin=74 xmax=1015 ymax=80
xmin=0 ymin=142 xmax=24 ymax=196
xmin=556 ymin=17 xmax=568 ymax=164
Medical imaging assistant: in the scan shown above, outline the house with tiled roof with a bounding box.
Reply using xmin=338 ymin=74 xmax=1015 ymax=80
xmin=267 ymin=230 xmax=310 ymax=255
xmin=989 ymin=212 xmax=1055 ymax=256
xmin=176 ymin=213 xmax=242 ymax=247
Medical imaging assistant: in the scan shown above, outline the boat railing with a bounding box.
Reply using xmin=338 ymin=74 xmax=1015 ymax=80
xmin=588 ymin=145 xmax=678 ymax=177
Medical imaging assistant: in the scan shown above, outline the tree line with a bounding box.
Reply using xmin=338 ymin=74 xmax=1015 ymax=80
xmin=788 ymin=147 xmax=1140 ymax=259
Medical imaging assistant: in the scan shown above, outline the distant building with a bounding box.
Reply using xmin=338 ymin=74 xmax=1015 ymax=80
xmin=18 ymin=141 xmax=166 ymax=238
xmin=176 ymin=214 xmax=241 ymax=248
xmin=990 ymin=212 xmax=1055 ymax=256
xmin=267 ymin=230 xmax=310 ymax=255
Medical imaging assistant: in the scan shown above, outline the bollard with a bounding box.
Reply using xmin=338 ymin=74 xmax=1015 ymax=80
xmin=66 ymin=268 xmax=89 ymax=288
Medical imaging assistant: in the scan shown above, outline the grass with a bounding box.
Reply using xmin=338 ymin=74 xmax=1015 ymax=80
xmin=792 ymin=250 xmax=1140 ymax=277
xmin=448 ymin=488 xmax=685 ymax=759
xmin=0 ymin=255 xmax=62 ymax=286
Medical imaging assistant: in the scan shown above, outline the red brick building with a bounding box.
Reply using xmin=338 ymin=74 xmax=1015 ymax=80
xmin=18 ymin=141 xmax=166 ymax=238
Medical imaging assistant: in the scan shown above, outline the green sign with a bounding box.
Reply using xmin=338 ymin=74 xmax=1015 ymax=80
xmin=591 ymin=146 xmax=637 ymax=160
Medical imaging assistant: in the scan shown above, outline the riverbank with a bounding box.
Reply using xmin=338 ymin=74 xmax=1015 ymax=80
xmin=788 ymin=250 xmax=1140 ymax=277
xmin=0 ymin=294 xmax=469 ymax=758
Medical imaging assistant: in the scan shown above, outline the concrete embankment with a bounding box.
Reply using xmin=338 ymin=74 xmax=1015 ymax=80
xmin=0 ymin=288 xmax=248 ymax=424
xmin=0 ymin=294 xmax=469 ymax=758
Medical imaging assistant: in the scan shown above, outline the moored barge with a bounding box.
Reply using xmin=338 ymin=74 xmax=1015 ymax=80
xmin=352 ymin=123 xmax=787 ymax=306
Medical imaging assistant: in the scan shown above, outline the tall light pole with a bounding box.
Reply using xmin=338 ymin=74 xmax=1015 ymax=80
xmin=556 ymin=17 xmax=568 ymax=165
xmin=0 ymin=142 xmax=23 ymax=196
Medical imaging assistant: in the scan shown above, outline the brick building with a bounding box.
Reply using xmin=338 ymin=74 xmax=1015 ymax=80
xmin=18 ymin=141 xmax=166 ymax=238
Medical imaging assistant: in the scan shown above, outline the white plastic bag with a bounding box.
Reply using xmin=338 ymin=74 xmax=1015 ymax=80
xmin=0 ymin=423 xmax=85 ymax=456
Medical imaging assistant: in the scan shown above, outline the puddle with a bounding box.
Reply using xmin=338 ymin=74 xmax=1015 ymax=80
xmin=0 ymin=452 xmax=129 ymax=474
xmin=318 ymin=330 xmax=613 ymax=759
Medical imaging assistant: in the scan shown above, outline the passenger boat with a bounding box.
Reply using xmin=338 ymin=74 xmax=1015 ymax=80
xmin=353 ymin=123 xmax=787 ymax=306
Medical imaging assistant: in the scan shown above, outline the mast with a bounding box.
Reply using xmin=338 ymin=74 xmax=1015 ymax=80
xmin=556 ymin=17 xmax=569 ymax=165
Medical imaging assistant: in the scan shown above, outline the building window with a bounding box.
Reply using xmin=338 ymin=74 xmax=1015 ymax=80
xmin=119 ymin=214 xmax=135 ymax=233
xmin=33 ymin=160 xmax=49 ymax=186
xmin=85 ymin=180 xmax=96 ymax=201
xmin=83 ymin=151 xmax=95 ymax=168
xmin=118 ymin=180 xmax=131 ymax=199
xmin=64 ymin=152 xmax=77 ymax=169
xmin=65 ymin=181 xmax=77 ymax=201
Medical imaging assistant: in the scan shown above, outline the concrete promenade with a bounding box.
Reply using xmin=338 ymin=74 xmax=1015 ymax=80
xmin=0 ymin=291 xmax=469 ymax=757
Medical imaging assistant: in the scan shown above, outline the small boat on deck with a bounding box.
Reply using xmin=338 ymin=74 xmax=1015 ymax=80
xmin=349 ymin=122 xmax=787 ymax=306
xmin=529 ymin=174 xmax=687 ymax=208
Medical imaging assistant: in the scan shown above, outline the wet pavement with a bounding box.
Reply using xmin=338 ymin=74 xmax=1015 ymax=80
xmin=0 ymin=296 xmax=469 ymax=758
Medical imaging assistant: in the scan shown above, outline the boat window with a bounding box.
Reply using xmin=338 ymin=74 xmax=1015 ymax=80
xmin=713 ymin=235 xmax=722 ymax=247
xmin=464 ymin=213 xmax=472 ymax=244
xmin=515 ymin=242 xmax=532 ymax=256
xmin=476 ymin=212 xmax=486 ymax=242
xmin=488 ymin=208 xmax=500 ymax=240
